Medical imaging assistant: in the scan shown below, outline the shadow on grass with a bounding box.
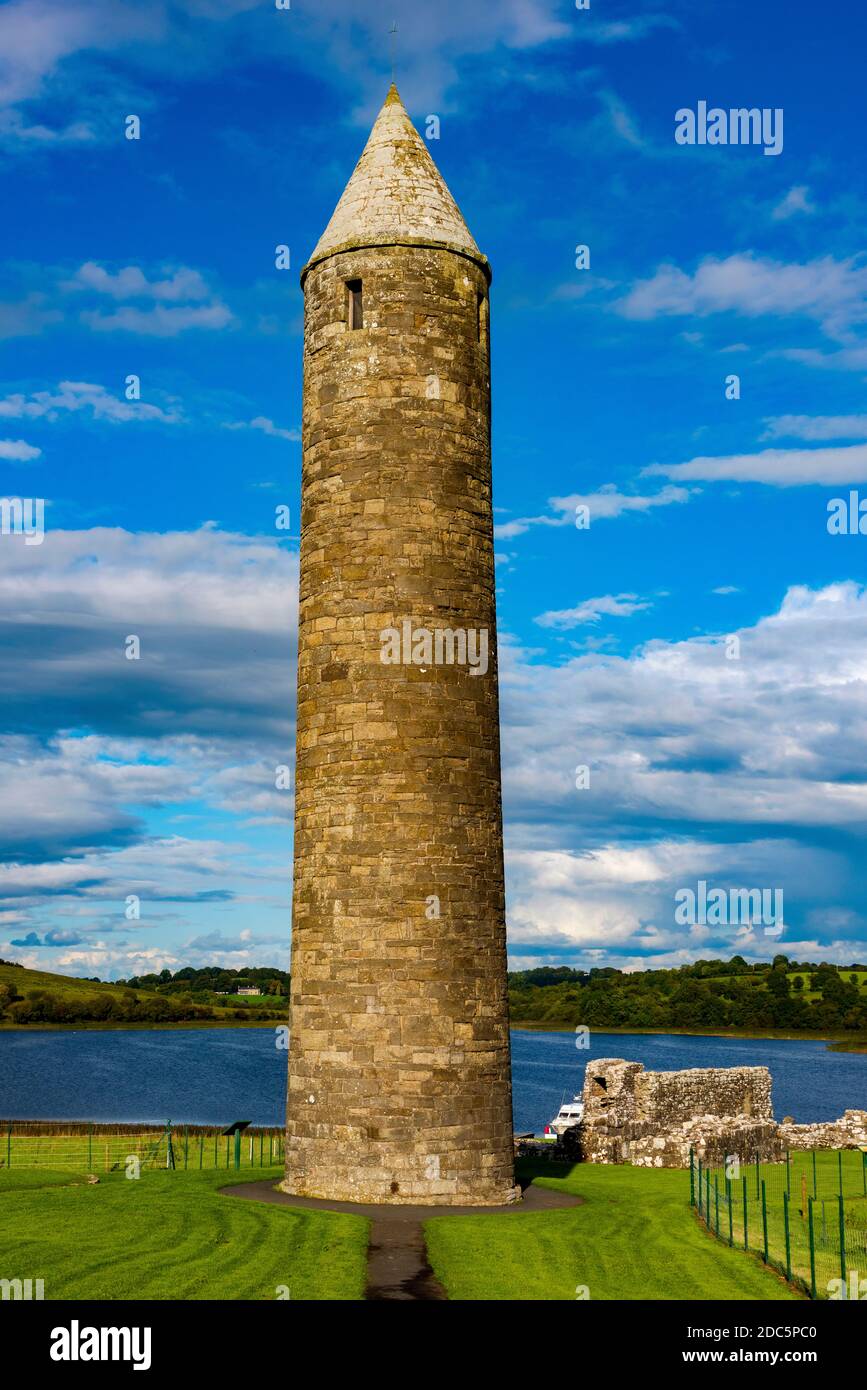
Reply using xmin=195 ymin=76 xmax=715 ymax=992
xmin=516 ymin=1156 xmax=579 ymax=1190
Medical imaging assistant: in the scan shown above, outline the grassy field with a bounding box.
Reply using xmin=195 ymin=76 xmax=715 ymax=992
xmin=696 ymin=1150 xmax=867 ymax=1297
xmin=2 ymin=1127 xmax=285 ymax=1172
xmin=3 ymin=1157 xmax=835 ymax=1301
xmin=0 ymin=1166 xmax=368 ymax=1300
xmin=424 ymin=1161 xmax=802 ymax=1301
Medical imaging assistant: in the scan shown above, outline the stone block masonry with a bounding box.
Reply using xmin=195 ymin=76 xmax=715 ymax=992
xmin=283 ymin=86 xmax=517 ymax=1205
xmin=577 ymin=1058 xmax=866 ymax=1168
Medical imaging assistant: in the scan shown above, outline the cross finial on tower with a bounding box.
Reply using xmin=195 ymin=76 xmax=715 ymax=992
xmin=388 ymin=20 xmax=398 ymax=83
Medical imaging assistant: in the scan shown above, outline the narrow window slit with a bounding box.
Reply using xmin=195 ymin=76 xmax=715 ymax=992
xmin=347 ymin=279 xmax=363 ymax=329
xmin=477 ymin=291 xmax=488 ymax=345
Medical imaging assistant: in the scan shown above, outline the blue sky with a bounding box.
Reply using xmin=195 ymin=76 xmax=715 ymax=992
xmin=1 ymin=0 xmax=866 ymax=979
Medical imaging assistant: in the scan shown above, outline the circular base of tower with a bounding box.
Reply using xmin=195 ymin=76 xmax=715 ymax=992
xmin=277 ymin=1176 xmax=522 ymax=1207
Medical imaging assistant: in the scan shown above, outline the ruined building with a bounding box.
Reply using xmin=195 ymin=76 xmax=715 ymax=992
xmin=577 ymin=1058 xmax=867 ymax=1168
xmin=283 ymin=86 xmax=517 ymax=1205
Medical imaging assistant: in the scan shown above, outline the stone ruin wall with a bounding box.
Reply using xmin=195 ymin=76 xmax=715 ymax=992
xmin=778 ymin=1111 xmax=867 ymax=1151
xmin=576 ymin=1058 xmax=867 ymax=1169
xmin=634 ymin=1064 xmax=772 ymax=1125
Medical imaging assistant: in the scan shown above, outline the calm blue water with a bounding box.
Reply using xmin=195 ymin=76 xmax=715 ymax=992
xmin=0 ymin=1027 xmax=865 ymax=1131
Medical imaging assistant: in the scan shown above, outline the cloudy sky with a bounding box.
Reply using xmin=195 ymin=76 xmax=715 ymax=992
xmin=1 ymin=0 xmax=866 ymax=979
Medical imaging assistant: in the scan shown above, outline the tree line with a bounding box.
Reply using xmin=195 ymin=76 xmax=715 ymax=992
xmin=508 ymin=956 xmax=867 ymax=1033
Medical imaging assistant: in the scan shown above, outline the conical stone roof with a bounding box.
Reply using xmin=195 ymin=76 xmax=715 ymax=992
xmin=301 ymin=84 xmax=489 ymax=283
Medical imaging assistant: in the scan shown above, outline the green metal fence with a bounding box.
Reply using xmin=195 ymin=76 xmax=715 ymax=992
xmin=690 ymin=1146 xmax=867 ymax=1299
xmin=1 ymin=1121 xmax=285 ymax=1174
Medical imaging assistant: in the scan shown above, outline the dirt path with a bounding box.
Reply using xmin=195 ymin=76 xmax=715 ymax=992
xmin=222 ymin=1178 xmax=583 ymax=1301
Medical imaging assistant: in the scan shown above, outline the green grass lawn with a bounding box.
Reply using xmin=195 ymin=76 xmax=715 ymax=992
xmin=425 ymin=1161 xmax=802 ymax=1301
xmin=0 ymin=1166 xmax=368 ymax=1300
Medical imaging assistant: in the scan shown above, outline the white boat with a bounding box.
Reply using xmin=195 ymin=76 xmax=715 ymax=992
xmin=544 ymin=1095 xmax=584 ymax=1138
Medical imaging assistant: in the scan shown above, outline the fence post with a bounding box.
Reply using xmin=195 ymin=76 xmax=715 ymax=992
xmin=726 ymin=1174 xmax=733 ymax=1246
xmin=689 ymin=1148 xmax=695 ymax=1207
xmin=761 ymin=1179 xmax=769 ymax=1263
xmin=714 ymin=1174 xmax=720 ymax=1237
xmin=786 ymin=1149 xmax=791 ymax=1198
xmin=838 ymin=1149 xmax=843 ymax=1199
xmin=269 ymin=1133 xmax=273 ymax=1166
xmin=838 ymin=1194 xmax=846 ymax=1290
xmin=259 ymin=1131 xmax=263 ymax=1168
xmin=783 ymin=1191 xmax=791 ymax=1282
xmin=812 ymin=1149 xmax=817 ymax=1198
xmin=808 ymin=1196 xmax=816 ymax=1299
xmin=6 ymin=1122 xmax=11 ymax=1170
xmin=742 ymin=1175 xmax=748 ymax=1249
xmin=184 ymin=1125 xmax=189 ymax=1170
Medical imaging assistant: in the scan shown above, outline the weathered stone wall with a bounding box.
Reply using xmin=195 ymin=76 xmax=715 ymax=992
xmin=283 ymin=237 xmax=516 ymax=1205
xmin=579 ymin=1059 xmax=642 ymax=1163
xmin=579 ymin=1058 xmax=781 ymax=1168
xmin=778 ymin=1111 xmax=867 ymax=1151
xmin=634 ymin=1066 xmax=773 ymax=1125
xmin=630 ymin=1119 xmax=783 ymax=1169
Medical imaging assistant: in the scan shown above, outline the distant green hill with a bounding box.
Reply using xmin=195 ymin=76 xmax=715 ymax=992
xmin=508 ymin=955 xmax=867 ymax=1039
xmin=0 ymin=960 xmax=287 ymax=1028
xmin=5 ymin=953 xmax=867 ymax=1040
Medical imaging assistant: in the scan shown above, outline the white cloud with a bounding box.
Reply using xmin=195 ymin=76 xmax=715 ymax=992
xmin=617 ymin=253 xmax=867 ymax=337
xmin=501 ymin=581 xmax=867 ymax=835
xmin=534 ymin=592 xmax=651 ymax=628
xmin=762 ymin=414 xmax=867 ymax=442
xmin=0 ymin=293 xmax=62 ymax=339
xmin=65 ymin=262 xmax=212 ymax=302
xmin=82 ymin=302 xmax=233 ymax=335
xmin=771 ymin=185 xmax=815 ymax=220
xmin=223 ymin=415 xmax=300 ymax=442
xmin=498 ymin=582 xmax=867 ymax=960
xmin=780 ymin=345 xmax=867 ymax=373
xmin=0 ymin=0 xmax=674 ymax=146
xmin=62 ymin=262 xmax=233 ymax=335
xmin=598 ymin=89 xmax=645 ymax=148
xmin=644 ymin=442 xmax=867 ymax=485
xmin=4 ymin=519 xmax=867 ymax=969
xmin=0 ymin=381 xmax=180 ymax=424
xmin=0 ymin=523 xmax=296 ymax=637
xmin=0 ymin=111 xmax=94 ymax=142
xmin=504 ymin=839 xmax=835 ymax=958
xmin=0 ymin=437 xmax=41 ymax=460
xmin=493 ymin=484 xmax=692 ymax=538
xmin=587 ymin=16 xmax=679 ymax=44
xmin=0 ymin=0 xmax=161 ymax=108
xmin=549 ymin=483 xmax=694 ymax=520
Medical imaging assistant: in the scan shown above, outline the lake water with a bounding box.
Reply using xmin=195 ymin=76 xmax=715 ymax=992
xmin=1 ymin=1027 xmax=865 ymax=1132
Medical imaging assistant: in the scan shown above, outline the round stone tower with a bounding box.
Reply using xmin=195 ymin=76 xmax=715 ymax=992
xmin=284 ymin=84 xmax=517 ymax=1205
